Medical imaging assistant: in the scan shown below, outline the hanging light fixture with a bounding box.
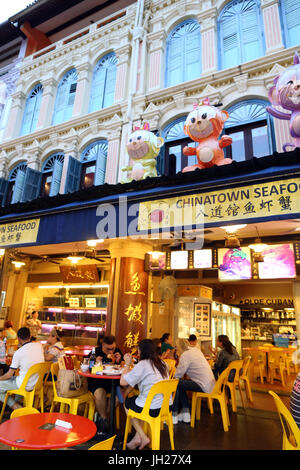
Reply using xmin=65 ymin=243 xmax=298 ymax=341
xmin=248 ymin=227 xmax=268 ymax=262
xmin=11 ymin=260 xmax=26 ymax=271
xmin=221 ymin=225 xmax=246 ymax=249
xmin=67 ymin=255 xmax=83 ymax=264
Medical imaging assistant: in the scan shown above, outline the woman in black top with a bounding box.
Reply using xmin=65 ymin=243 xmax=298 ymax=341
xmin=213 ymin=335 xmax=240 ymax=380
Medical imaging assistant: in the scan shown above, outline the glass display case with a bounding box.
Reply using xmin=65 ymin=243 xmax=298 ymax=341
xmin=37 ymin=287 xmax=108 ymax=345
xmin=211 ymin=301 xmax=241 ymax=355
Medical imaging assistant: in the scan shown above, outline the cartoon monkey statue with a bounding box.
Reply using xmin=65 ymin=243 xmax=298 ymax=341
xmin=122 ymin=123 xmax=164 ymax=182
xmin=266 ymin=51 xmax=300 ymax=151
xmin=182 ymin=98 xmax=233 ymax=172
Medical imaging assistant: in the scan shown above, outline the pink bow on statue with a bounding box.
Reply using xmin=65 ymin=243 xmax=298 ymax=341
xmin=133 ymin=122 xmax=150 ymax=131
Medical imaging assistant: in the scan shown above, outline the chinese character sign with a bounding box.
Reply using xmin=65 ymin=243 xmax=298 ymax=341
xmin=116 ymin=258 xmax=148 ymax=355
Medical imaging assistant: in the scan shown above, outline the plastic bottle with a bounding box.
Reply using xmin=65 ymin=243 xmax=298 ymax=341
xmin=89 ymin=347 xmax=96 ymax=371
xmin=0 ymin=338 xmax=6 ymax=364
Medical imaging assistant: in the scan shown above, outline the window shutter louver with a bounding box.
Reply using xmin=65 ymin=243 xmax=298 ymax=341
xmin=11 ymin=169 xmax=26 ymax=204
xmin=65 ymin=156 xmax=82 ymax=194
xmin=21 ymin=167 xmax=42 ymax=203
xmin=0 ymin=178 xmax=8 ymax=206
xmin=94 ymin=149 xmax=107 ymax=186
xmin=49 ymin=158 xmax=64 ymax=197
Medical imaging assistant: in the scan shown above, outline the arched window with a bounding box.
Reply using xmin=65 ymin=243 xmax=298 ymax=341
xmin=159 ymin=117 xmax=197 ymax=175
xmin=224 ymin=100 xmax=275 ymax=161
xmin=6 ymin=162 xmax=27 ymax=204
xmin=52 ymin=68 xmax=78 ymax=125
xmin=165 ymin=20 xmax=201 ymax=88
xmin=80 ymin=140 xmax=108 ymax=188
xmin=20 ymin=83 xmax=43 ymax=136
xmin=218 ymin=0 xmax=264 ymax=69
xmin=281 ymin=0 xmax=300 ymax=47
xmin=89 ymin=53 xmax=117 ymax=113
xmin=41 ymin=153 xmax=64 ymax=197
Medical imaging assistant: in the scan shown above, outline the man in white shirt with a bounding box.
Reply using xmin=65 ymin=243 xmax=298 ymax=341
xmin=173 ymin=334 xmax=216 ymax=424
xmin=0 ymin=327 xmax=45 ymax=411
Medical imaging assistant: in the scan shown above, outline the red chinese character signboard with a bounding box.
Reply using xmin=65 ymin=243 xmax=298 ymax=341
xmin=115 ymin=258 xmax=148 ymax=355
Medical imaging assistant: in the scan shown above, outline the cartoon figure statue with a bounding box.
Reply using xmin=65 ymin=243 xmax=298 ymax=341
xmin=122 ymin=123 xmax=164 ymax=182
xmin=266 ymin=51 xmax=300 ymax=151
xmin=182 ymin=98 xmax=232 ymax=172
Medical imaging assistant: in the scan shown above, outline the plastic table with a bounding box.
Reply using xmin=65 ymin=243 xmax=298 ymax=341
xmin=0 ymin=412 xmax=97 ymax=450
xmin=79 ymin=370 xmax=121 ymax=436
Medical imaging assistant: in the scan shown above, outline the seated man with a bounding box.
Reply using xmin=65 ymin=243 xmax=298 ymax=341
xmin=0 ymin=327 xmax=45 ymax=412
xmin=87 ymin=335 xmax=123 ymax=433
xmin=173 ymin=334 xmax=216 ymax=424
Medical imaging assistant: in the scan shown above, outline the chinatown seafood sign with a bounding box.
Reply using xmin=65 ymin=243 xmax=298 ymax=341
xmin=116 ymin=258 xmax=148 ymax=355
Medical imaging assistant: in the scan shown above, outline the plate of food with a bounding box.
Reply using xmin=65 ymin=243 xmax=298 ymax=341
xmin=102 ymin=369 xmax=121 ymax=375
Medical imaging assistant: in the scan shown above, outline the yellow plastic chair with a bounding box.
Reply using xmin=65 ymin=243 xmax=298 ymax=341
xmin=285 ymin=351 xmax=298 ymax=376
xmin=190 ymin=368 xmax=231 ymax=432
xmin=267 ymin=350 xmax=288 ymax=386
xmin=88 ymin=435 xmax=116 ymax=450
xmin=224 ymin=360 xmax=245 ymax=412
xmin=0 ymin=362 xmax=50 ymax=423
xmin=10 ymin=407 xmax=40 ymax=419
xmin=31 ymin=362 xmax=51 ymax=412
xmin=123 ymin=379 xmax=178 ymax=451
xmin=49 ymin=363 xmax=95 ymax=420
xmin=239 ymin=356 xmax=254 ymax=403
xmin=164 ymin=359 xmax=176 ymax=379
xmin=269 ymin=390 xmax=300 ymax=450
xmin=250 ymin=350 xmax=266 ymax=384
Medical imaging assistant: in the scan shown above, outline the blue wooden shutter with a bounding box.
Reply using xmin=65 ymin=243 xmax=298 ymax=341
xmin=65 ymin=156 xmax=82 ymax=193
xmin=184 ymin=24 xmax=201 ymax=81
xmin=284 ymin=0 xmax=300 ymax=46
xmin=21 ymin=167 xmax=42 ymax=202
xmin=240 ymin=6 xmax=262 ymax=62
xmin=94 ymin=149 xmax=107 ymax=186
xmin=52 ymin=69 xmax=77 ymax=125
xmin=89 ymin=65 xmax=106 ymax=112
xmin=222 ymin=17 xmax=239 ymax=68
xmin=0 ymin=178 xmax=8 ymax=206
xmin=11 ymin=168 xmax=26 ymax=204
xmin=167 ymin=35 xmax=184 ymax=86
xmin=20 ymin=84 xmax=43 ymax=136
xmin=49 ymin=158 xmax=63 ymax=197
xmin=103 ymin=61 xmax=117 ymax=108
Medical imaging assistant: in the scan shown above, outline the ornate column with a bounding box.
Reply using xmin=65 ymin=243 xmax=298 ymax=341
xmin=105 ymin=116 xmax=122 ymax=184
xmin=0 ymin=151 xmax=8 ymax=179
xmin=197 ymin=9 xmax=218 ymax=75
xmin=107 ymin=240 xmax=152 ymax=354
xmin=27 ymin=144 xmax=41 ymax=171
xmin=3 ymin=90 xmax=26 ymax=140
xmin=147 ymin=29 xmax=166 ymax=91
xmin=36 ymin=77 xmax=57 ymax=130
xmin=261 ymin=0 xmax=284 ymax=54
xmin=115 ymin=44 xmax=131 ymax=103
xmin=72 ymin=62 xmax=91 ymax=117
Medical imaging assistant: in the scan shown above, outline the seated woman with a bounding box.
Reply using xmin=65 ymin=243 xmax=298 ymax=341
xmin=160 ymin=333 xmax=175 ymax=359
xmin=43 ymin=327 xmax=65 ymax=363
xmin=212 ymin=335 xmax=240 ymax=381
xmin=1 ymin=321 xmax=17 ymax=341
xmin=120 ymin=339 xmax=169 ymax=450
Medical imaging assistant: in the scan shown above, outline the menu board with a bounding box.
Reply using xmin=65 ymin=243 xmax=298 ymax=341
xmin=194 ymin=303 xmax=211 ymax=337
xmin=193 ymin=249 xmax=212 ymax=268
xmin=218 ymin=247 xmax=252 ymax=280
xmin=258 ymin=243 xmax=296 ymax=279
xmin=171 ymin=251 xmax=188 ymax=269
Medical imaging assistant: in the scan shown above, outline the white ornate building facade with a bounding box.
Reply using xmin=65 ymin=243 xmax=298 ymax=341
xmin=0 ymin=0 xmax=298 ymax=204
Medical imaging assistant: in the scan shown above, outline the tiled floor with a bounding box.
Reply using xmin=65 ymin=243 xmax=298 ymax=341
xmin=0 ymin=371 xmax=295 ymax=451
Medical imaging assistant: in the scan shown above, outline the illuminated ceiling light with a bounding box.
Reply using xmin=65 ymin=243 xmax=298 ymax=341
xmin=67 ymin=256 xmax=83 ymax=264
xmin=147 ymin=251 xmax=163 ymax=259
xmin=38 ymin=284 xmax=109 ymax=289
xmin=248 ymin=239 xmax=268 ymax=253
xmin=295 ymin=227 xmax=300 ymax=231
xmin=220 ymin=224 xmax=247 ymax=233
xmin=12 ymin=260 xmax=25 ymax=269
xmin=0 ymin=249 xmax=5 ymax=256
xmin=87 ymin=239 xmax=104 ymax=247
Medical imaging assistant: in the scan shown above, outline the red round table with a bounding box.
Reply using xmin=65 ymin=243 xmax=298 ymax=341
xmin=0 ymin=412 xmax=97 ymax=450
xmin=79 ymin=370 xmax=121 ymax=436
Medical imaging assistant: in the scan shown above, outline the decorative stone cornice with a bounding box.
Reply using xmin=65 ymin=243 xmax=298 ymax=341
xmin=260 ymin=0 xmax=280 ymax=8
xmin=147 ymin=29 xmax=166 ymax=53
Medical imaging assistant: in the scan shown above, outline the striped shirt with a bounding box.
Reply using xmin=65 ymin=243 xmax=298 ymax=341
xmin=290 ymin=373 xmax=300 ymax=428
